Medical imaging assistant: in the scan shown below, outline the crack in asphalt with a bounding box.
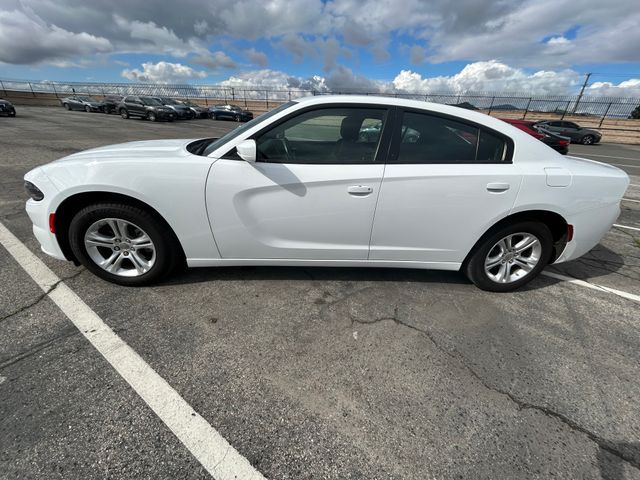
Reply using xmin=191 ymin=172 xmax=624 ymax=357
xmin=0 ymin=268 xmax=85 ymax=324
xmin=350 ymin=309 xmax=640 ymax=471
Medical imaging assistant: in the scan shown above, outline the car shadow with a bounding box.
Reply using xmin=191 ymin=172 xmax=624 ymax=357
xmin=160 ymin=244 xmax=628 ymax=291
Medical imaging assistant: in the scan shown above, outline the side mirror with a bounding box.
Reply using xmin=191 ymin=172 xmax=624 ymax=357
xmin=236 ymin=139 xmax=257 ymax=163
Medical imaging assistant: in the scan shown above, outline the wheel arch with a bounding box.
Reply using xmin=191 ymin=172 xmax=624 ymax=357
xmin=54 ymin=191 xmax=186 ymax=265
xmin=462 ymin=209 xmax=569 ymax=269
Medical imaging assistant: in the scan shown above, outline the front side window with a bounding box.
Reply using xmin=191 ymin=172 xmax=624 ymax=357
xmin=255 ymin=107 xmax=387 ymax=164
xmin=393 ymin=111 xmax=508 ymax=164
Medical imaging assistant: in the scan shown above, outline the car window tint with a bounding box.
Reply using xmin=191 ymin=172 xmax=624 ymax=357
xmin=477 ymin=130 xmax=506 ymax=162
xmin=255 ymin=107 xmax=387 ymax=164
xmin=396 ymin=112 xmax=478 ymax=163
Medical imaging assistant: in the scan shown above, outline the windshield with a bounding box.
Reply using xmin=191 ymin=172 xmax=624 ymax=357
xmin=78 ymin=96 xmax=94 ymax=102
xmin=141 ymin=97 xmax=163 ymax=106
xmin=162 ymin=98 xmax=180 ymax=105
xmin=202 ymin=101 xmax=295 ymax=156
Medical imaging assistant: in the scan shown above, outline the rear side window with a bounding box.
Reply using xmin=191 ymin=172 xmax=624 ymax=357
xmin=393 ymin=111 xmax=509 ymax=164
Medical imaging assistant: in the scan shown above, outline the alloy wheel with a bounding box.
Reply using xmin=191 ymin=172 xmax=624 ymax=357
xmin=84 ymin=218 xmax=156 ymax=277
xmin=484 ymin=232 xmax=542 ymax=284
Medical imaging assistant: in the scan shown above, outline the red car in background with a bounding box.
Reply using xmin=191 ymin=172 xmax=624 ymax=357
xmin=500 ymin=118 xmax=570 ymax=155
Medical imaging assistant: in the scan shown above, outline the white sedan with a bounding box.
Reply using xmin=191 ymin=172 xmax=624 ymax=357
xmin=24 ymin=95 xmax=629 ymax=291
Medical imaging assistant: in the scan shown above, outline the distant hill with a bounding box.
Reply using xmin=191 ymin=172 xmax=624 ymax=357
xmin=490 ymin=104 xmax=519 ymax=110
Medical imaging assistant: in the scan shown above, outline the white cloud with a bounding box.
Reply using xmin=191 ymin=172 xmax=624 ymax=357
xmin=0 ymin=8 xmax=111 ymax=64
xmin=393 ymin=61 xmax=580 ymax=95
xmin=121 ymin=61 xmax=207 ymax=83
xmin=192 ymin=51 xmax=238 ymax=70
xmin=244 ymin=48 xmax=268 ymax=67
xmin=113 ymin=15 xmax=202 ymax=57
xmin=587 ymin=79 xmax=640 ymax=97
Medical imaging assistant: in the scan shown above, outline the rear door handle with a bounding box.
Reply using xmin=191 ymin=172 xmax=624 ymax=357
xmin=347 ymin=185 xmax=373 ymax=196
xmin=486 ymin=182 xmax=510 ymax=192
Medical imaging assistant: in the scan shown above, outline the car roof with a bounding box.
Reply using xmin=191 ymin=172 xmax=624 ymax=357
xmin=294 ymin=95 xmax=519 ymax=134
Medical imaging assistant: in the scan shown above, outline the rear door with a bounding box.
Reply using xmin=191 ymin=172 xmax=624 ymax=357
xmin=370 ymin=108 xmax=522 ymax=264
xmin=206 ymin=105 xmax=391 ymax=260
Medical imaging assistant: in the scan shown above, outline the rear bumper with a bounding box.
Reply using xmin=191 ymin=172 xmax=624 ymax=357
xmin=553 ymin=202 xmax=620 ymax=264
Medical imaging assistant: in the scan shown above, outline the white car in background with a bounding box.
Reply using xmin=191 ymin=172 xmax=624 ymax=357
xmin=24 ymin=96 xmax=628 ymax=291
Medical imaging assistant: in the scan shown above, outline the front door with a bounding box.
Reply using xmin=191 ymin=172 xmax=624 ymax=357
xmin=206 ymin=106 xmax=391 ymax=260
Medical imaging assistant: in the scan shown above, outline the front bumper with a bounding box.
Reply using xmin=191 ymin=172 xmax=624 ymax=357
xmin=23 ymin=168 xmax=67 ymax=261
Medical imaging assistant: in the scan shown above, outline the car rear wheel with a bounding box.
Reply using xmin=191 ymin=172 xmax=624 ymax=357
xmin=581 ymin=134 xmax=595 ymax=145
xmin=211 ymin=113 xmax=217 ymax=120
xmin=85 ymin=105 xmax=91 ymax=113
xmin=464 ymin=221 xmax=552 ymax=292
xmin=147 ymin=112 xmax=157 ymax=122
xmin=120 ymin=109 xmax=129 ymax=119
xmin=234 ymin=114 xmax=241 ymax=122
xmin=63 ymin=103 xmax=70 ymax=110
xmin=68 ymin=203 xmax=179 ymax=286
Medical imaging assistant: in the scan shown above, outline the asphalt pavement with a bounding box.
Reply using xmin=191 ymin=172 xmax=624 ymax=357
xmin=1 ymin=106 xmax=639 ymax=479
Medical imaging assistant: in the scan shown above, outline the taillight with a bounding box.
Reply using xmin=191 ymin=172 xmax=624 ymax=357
xmin=49 ymin=213 xmax=56 ymax=234
xmin=558 ymin=140 xmax=569 ymax=146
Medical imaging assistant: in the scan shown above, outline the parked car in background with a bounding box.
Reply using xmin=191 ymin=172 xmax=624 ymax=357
xmin=24 ymin=95 xmax=629 ymax=292
xmin=154 ymin=97 xmax=194 ymax=120
xmin=180 ymin=100 xmax=208 ymax=118
xmin=0 ymin=99 xmax=16 ymax=117
xmin=103 ymin=95 xmax=124 ymax=114
xmin=60 ymin=95 xmax=105 ymax=112
xmin=500 ymin=119 xmax=570 ymax=155
xmin=209 ymin=104 xmax=253 ymax=122
xmin=117 ymin=96 xmax=176 ymax=122
xmin=534 ymin=120 xmax=602 ymax=145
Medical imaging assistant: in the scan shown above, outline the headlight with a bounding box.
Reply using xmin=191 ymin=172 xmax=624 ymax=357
xmin=25 ymin=181 xmax=44 ymax=201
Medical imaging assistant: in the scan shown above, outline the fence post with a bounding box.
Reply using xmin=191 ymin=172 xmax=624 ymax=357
xmin=522 ymin=98 xmax=532 ymax=119
xmin=0 ymin=80 xmax=5 ymax=96
xmin=599 ymin=102 xmax=612 ymax=128
xmin=29 ymin=82 xmax=36 ymax=97
xmin=487 ymin=96 xmax=495 ymax=115
xmin=231 ymin=87 xmax=235 ymax=101
xmin=244 ymin=90 xmax=247 ymax=108
xmin=560 ymin=100 xmax=571 ymax=120
xmin=265 ymin=90 xmax=269 ymax=110
xmin=51 ymin=82 xmax=58 ymax=98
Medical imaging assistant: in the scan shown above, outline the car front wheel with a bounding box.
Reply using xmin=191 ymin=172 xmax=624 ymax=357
xmin=147 ymin=112 xmax=157 ymax=122
xmin=120 ymin=109 xmax=129 ymax=119
xmin=464 ymin=221 xmax=552 ymax=292
xmin=85 ymin=105 xmax=91 ymax=113
xmin=68 ymin=203 xmax=179 ymax=285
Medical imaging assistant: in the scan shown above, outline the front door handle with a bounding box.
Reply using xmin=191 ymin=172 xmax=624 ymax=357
xmin=347 ymin=185 xmax=373 ymax=196
xmin=486 ymin=182 xmax=510 ymax=192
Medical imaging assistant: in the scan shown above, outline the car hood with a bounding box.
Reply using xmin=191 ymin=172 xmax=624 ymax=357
xmin=49 ymin=139 xmax=198 ymax=164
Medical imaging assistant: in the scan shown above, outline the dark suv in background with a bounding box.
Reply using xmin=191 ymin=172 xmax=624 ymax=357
xmin=118 ymin=96 xmax=176 ymax=121
xmin=534 ymin=120 xmax=602 ymax=145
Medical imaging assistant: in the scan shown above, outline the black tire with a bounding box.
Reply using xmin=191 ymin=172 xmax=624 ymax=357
xmin=63 ymin=103 xmax=70 ymax=110
xmin=85 ymin=105 xmax=91 ymax=113
xmin=211 ymin=113 xmax=217 ymax=120
xmin=147 ymin=111 xmax=157 ymax=122
xmin=464 ymin=221 xmax=553 ymax=292
xmin=8 ymin=111 xmax=16 ymax=117
xmin=234 ymin=114 xmax=241 ymax=122
xmin=581 ymin=134 xmax=595 ymax=145
xmin=187 ymin=111 xmax=195 ymax=120
xmin=120 ymin=108 xmax=129 ymax=119
xmin=68 ymin=203 xmax=180 ymax=286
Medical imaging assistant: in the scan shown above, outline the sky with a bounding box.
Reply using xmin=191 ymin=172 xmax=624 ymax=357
xmin=0 ymin=0 xmax=639 ymax=96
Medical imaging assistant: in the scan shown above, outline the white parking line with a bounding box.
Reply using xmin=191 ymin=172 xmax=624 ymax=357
xmin=614 ymin=223 xmax=640 ymax=232
xmin=0 ymin=221 xmax=265 ymax=480
xmin=623 ymin=198 xmax=640 ymax=203
xmin=542 ymin=271 xmax=640 ymax=303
